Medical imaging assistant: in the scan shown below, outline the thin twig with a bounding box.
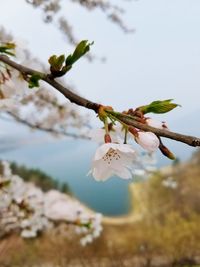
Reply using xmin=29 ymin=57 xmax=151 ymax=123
xmin=0 ymin=54 xmax=200 ymax=147
xmin=0 ymin=55 xmax=100 ymax=112
xmin=106 ymin=111 xmax=200 ymax=147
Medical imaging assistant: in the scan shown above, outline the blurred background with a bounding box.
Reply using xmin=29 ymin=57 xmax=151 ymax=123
xmin=0 ymin=0 xmax=200 ymax=266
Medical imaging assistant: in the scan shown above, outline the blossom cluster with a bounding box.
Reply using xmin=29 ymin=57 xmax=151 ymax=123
xmin=89 ymin=117 xmax=167 ymax=181
xmin=0 ymin=161 xmax=102 ymax=245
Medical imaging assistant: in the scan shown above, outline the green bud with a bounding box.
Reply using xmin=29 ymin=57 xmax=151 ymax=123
xmin=48 ymin=54 xmax=66 ymax=76
xmin=0 ymin=42 xmax=15 ymax=56
xmin=138 ymin=99 xmax=180 ymax=114
xmin=65 ymin=40 xmax=93 ymax=66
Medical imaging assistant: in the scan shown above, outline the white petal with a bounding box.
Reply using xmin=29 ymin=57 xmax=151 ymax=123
xmin=95 ymin=143 xmax=136 ymax=157
xmin=136 ymin=132 xmax=159 ymax=152
xmin=93 ymin=167 xmax=113 ymax=181
xmin=94 ymin=143 xmax=112 ymax=160
xmin=116 ymin=144 xmax=136 ymax=154
xmin=113 ymin=166 xmax=132 ymax=180
xmin=91 ymin=160 xmax=113 ymax=181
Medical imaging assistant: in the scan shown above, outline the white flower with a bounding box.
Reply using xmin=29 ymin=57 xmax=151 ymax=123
xmin=0 ymin=161 xmax=103 ymax=243
xmin=12 ymin=38 xmax=28 ymax=62
xmin=90 ymin=143 xmax=136 ymax=181
xmin=146 ymin=118 xmax=168 ymax=129
xmin=135 ymin=132 xmax=159 ymax=152
xmin=133 ymin=169 xmax=146 ymax=176
xmin=80 ymin=234 xmax=93 ymax=246
xmin=0 ymin=69 xmax=27 ymax=100
xmin=162 ymin=177 xmax=178 ymax=189
xmin=44 ymin=190 xmax=83 ymax=222
xmin=21 ymin=229 xmax=37 ymax=238
xmin=93 ymin=227 xmax=102 ymax=238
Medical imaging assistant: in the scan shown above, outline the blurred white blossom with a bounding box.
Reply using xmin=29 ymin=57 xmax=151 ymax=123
xmin=0 ymin=161 xmax=103 ymax=244
xmin=162 ymin=176 xmax=178 ymax=189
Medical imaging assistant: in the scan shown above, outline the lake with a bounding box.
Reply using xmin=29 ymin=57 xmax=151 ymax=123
xmin=0 ymin=137 xmax=132 ymax=216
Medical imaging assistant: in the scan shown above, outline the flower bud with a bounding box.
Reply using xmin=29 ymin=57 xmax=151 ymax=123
xmin=135 ymin=132 xmax=159 ymax=152
xmin=159 ymin=143 xmax=176 ymax=160
xmin=128 ymin=126 xmax=138 ymax=136
xmin=104 ymin=134 xmax=112 ymax=143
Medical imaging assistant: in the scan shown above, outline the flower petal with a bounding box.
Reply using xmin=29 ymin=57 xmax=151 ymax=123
xmin=91 ymin=160 xmax=113 ymax=181
xmin=94 ymin=143 xmax=111 ymax=160
xmin=136 ymin=132 xmax=159 ymax=152
xmin=112 ymin=166 xmax=132 ymax=180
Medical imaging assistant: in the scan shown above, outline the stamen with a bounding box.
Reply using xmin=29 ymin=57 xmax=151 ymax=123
xmin=102 ymin=148 xmax=121 ymax=165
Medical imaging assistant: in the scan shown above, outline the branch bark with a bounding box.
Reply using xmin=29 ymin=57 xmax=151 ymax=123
xmin=0 ymin=54 xmax=200 ymax=147
xmin=106 ymin=111 xmax=200 ymax=147
xmin=0 ymin=55 xmax=100 ymax=113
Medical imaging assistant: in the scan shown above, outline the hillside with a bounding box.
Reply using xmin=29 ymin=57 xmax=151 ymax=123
xmin=10 ymin=162 xmax=70 ymax=193
xmin=1 ymin=150 xmax=200 ymax=267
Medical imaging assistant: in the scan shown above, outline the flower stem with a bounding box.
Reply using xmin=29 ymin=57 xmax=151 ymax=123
xmin=124 ymin=128 xmax=128 ymax=144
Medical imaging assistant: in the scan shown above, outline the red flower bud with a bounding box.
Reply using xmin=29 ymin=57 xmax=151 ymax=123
xmin=104 ymin=134 xmax=112 ymax=143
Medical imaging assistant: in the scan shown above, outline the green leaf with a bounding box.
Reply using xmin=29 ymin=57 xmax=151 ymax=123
xmin=138 ymin=99 xmax=180 ymax=114
xmin=28 ymin=74 xmax=41 ymax=89
xmin=0 ymin=42 xmax=15 ymax=56
xmin=65 ymin=40 xmax=93 ymax=66
xmin=48 ymin=54 xmax=65 ymax=72
xmin=47 ymin=41 xmax=93 ymax=77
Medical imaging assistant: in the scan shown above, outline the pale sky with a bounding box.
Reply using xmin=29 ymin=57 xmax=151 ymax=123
xmin=0 ymin=0 xmax=200 ymax=124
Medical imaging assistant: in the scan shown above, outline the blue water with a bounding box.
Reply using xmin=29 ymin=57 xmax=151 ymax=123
xmin=0 ymin=137 xmax=131 ymax=216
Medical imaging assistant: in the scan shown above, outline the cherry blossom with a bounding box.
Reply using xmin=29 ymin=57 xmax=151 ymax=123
xmin=44 ymin=190 xmax=83 ymax=221
xmin=0 ymin=70 xmax=28 ymax=100
xmin=90 ymin=143 xmax=136 ymax=181
xmin=0 ymin=161 xmax=103 ymax=244
xmin=162 ymin=176 xmax=178 ymax=189
xmin=135 ymin=132 xmax=160 ymax=152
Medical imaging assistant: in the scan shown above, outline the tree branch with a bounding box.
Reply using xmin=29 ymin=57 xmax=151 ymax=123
xmin=106 ymin=111 xmax=200 ymax=147
xmin=0 ymin=55 xmax=100 ymax=113
xmin=0 ymin=54 xmax=200 ymax=147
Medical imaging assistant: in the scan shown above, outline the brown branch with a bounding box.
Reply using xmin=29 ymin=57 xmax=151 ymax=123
xmin=0 ymin=54 xmax=200 ymax=147
xmin=106 ymin=111 xmax=200 ymax=147
xmin=0 ymin=55 xmax=100 ymax=113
